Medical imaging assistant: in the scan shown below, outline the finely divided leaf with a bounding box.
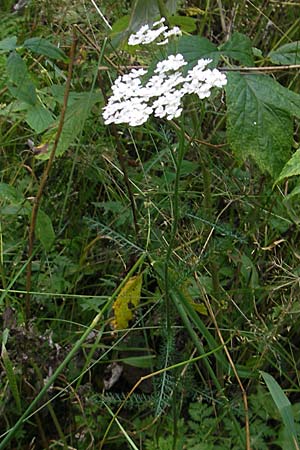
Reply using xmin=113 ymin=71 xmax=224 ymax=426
xmin=269 ymin=41 xmax=300 ymax=65
xmin=226 ymin=72 xmax=300 ymax=177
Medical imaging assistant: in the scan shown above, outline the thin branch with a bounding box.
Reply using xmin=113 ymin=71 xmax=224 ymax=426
xmin=25 ymin=31 xmax=78 ymax=321
xmin=220 ymin=64 xmax=300 ymax=72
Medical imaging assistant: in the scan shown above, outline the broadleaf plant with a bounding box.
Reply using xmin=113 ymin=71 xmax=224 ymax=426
xmin=226 ymin=72 xmax=300 ymax=177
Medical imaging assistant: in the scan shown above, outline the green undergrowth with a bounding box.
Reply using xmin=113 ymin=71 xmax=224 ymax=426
xmin=0 ymin=0 xmax=300 ymax=449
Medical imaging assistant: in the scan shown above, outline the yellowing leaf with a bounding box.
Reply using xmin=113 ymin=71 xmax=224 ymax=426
xmin=188 ymin=301 xmax=207 ymax=315
xmin=112 ymin=274 xmax=143 ymax=330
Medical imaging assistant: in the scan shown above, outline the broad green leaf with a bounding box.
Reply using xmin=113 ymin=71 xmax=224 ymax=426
xmin=269 ymin=41 xmax=300 ymax=65
xmin=6 ymin=52 xmax=37 ymax=105
xmin=36 ymin=209 xmax=55 ymax=251
xmin=165 ymin=0 xmax=179 ymax=14
xmin=169 ymin=15 xmax=197 ymax=33
xmin=8 ymin=81 xmax=37 ymax=105
xmin=1 ymin=204 xmax=29 ymax=216
xmin=219 ymin=32 xmax=254 ymax=66
xmin=128 ymin=0 xmax=179 ymax=32
xmin=260 ymin=371 xmax=298 ymax=449
xmin=229 ymin=73 xmax=300 ymax=119
xmin=0 ymin=183 xmax=23 ymax=203
xmin=110 ymin=15 xmax=130 ymax=35
xmin=6 ymin=51 xmax=28 ymax=85
xmin=39 ymin=91 xmax=102 ymax=159
xmin=286 ymin=184 xmax=300 ymax=200
xmin=26 ymin=104 xmax=54 ymax=133
xmin=23 ymin=37 xmax=67 ymax=61
xmin=177 ymin=36 xmax=220 ymax=69
xmin=276 ymin=148 xmax=300 ymax=183
xmin=129 ymin=0 xmax=159 ymax=32
xmin=0 ymin=36 xmax=17 ymax=53
xmin=226 ymin=72 xmax=300 ymax=177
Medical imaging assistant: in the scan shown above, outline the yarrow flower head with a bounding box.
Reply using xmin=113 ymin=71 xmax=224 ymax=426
xmin=102 ymin=54 xmax=227 ymax=127
xmin=128 ymin=17 xmax=182 ymax=46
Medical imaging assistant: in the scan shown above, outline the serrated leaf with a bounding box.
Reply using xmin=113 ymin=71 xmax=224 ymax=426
xmin=8 ymin=81 xmax=37 ymax=105
xmin=38 ymin=91 xmax=102 ymax=159
xmin=23 ymin=37 xmax=67 ymax=61
xmin=260 ymin=371 xmax=298 ymax=449
xmin=177 ymin=36 xmax=220 ymax=69
xmin=36 ymin=209 xmax=55 ymax=251
xmin=112 ymin=274 xmax=143 ymax=330
xmin=6 ymin=51 xmax=29 ymax=85
xmin=269 ymin=41 xmax=300 ymax=65
xmin=0 ymin=183 xmax=23 ymax=203
xmin=219 ymin=32 xmax=254 ymax=66
xmin=0 ymin=36 xmax=17 ymax=53
xmin=226 ymin=72 xmax=300 ymax=177
xmin=26 ymin=104 xmax=54 ymax=133
xmin=276 ymin=148 xmax=300 ymax=183
xmin=285 ymin=184 xmax=300 ymax=200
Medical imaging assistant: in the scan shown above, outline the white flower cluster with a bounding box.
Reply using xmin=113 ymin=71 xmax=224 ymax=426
xmin=128 ymin=17 xmax=181 ymax=46
xmin=102 ymin=54 xmax=227 ymax=127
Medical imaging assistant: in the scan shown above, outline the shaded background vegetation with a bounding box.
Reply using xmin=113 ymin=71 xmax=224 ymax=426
xmin=0 ymin=0 xmax=300 ymax=449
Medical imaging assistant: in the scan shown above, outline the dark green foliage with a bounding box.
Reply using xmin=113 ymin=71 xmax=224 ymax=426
xmin=1 ymin=0 xmax=300 ymax=449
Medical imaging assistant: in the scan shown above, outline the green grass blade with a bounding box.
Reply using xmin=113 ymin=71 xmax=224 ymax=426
xmin=260 ymin=371 xmax=299 ymax=450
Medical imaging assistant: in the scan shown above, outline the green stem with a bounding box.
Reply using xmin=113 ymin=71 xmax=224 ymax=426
xmin=164 ymin=125 xmax=186 ymax=347
xmin=157 ymin=0 xmax=169 ymax=20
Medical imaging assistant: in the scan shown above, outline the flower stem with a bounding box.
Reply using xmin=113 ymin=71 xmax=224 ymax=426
xmin=164 ymin=124 xmax=186 ymax=338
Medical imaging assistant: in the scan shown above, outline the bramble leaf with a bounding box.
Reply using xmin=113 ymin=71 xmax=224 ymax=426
xmin=276 ymin=148 xmax=300 ymax=184
xmin=6 ymin=51 xmax=28 ymax=85
xmin=269 ymin=41 xmax=300 ymax=65
xmin=26 ymin=104 xmax=54 ymax=133
xmin=0 ymin=36 xmax=17 ymax=53
xmin=36 ymin=209 xmax=55 ymax=251
xmin=219 ymin=32 xmax=254 ymax=66
xmin=178 ymin=36 xmax=220 ymax=69
xmin=226 ymin=72 xmax=300 ymax=177
xmin=112 ymin=274 xmax=143 ymax=330
xmin=38 ymin=91 xmax=102 ymax=159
